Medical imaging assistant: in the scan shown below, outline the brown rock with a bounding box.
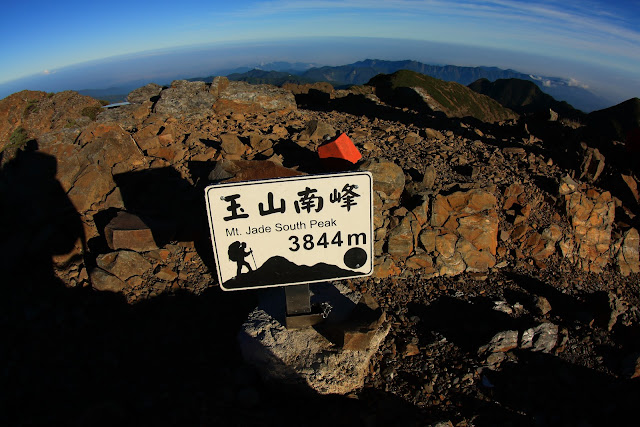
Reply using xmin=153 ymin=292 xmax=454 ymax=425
xmin=405 ymin=250 xmax=435 ymax=271
xmin=127 ymin=83 xmax=163 ymax=104
xmin=424 ymin=128 xmax=445 ymax=140
xmin=215 ymin=81 xmax=297 ymax=113
xmin=209 ymin=76 xmax=230 ymax=96
xmin=411 ymin=195 xmax=430 ymax=226
xmin=531 ymin=240 xmax=556 ymax=261
xmin=154 ymin=80 xmax=216 ymax=118
xmin=146 ymin=146 xmax=178 ymax=162
xmin=96 ymin=250 xmax=152 ymax=281
xmin=79 ymin=123 xmax=145 ymax=169
xmin=403 ymin=343 xmax=420 ymax=357
xmin=579 ymin=145 xmax=605 ymax=183
xmin=248 ymin=134 xmax=274 ymax=155
xmin=616 ymin=228 xmax=639 ymax=276
xmin=156 ymin=266 xmax=178 ymax=282
xmin=565 ymin=189 xmax=615 ymax=272
xmin=374 ymin=256 xmax=400 ymax=278
xmin=105 ymin=211 xmax=159 ymax=251
xmin=422 ymin=165 xmax=436 ymax=189
xmin=209 ymin=159 xmax=305 ymax=183
xmin=504 ymin=182 xmax=524 ymax=199
xmin=342 ymin=293 xmax=386 ymax=351
xmin=0 ymin=90 xmax=102 ymax=145
xmin=282 ymin=82 xmax=334 ymax=95
xmin=621 ymin=174 xmax=639 ymax=204
xmin=431 ymin=195 xmax=452 ymax=227
xmin=300 ymin=120 xmax=336 ymax=142
xmin=419 ymin=229 xmax=438 ymax=253
xmin=511 ymin=224 xmax=530 ymax=241
xmin=219 ymin=133 xmax=246 ymax=157
xmin=403 ymin=132 xmax=421 ymax=145
xmin=90 ymin=268 xmax=126 ymax=292
xmin=387 ymin=215 xmax=419 ymax=260
xmin=67 ymin=164 xmax=115 ymax=212
xmin=436 ymin=251 xmax=466 ymax=276
xmin=542 ymin=224 xmax=563 ymax=243
xmin=622 ymin=353 xmax=640 ymax=379
xmin=478 ymin=330 xmax=518 ymax=355
xmin=457 ymin=211 xmax=499 ymax=254
xmin=359 ymin=159 xmax=405 ymax=208
xmin=435 ymin=233 xmax=458 ymax=258
xmin=536 ymin=296 xmax=552 ymax=315
xmin=558 ymin=175 xmax=579 ymax=196
xmin=457 ymin=238 xmax=496 ymax=272
xmin=524 ymin=232 xmax=542 ymax=249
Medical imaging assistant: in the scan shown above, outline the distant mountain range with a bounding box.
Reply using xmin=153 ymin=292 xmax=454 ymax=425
xmin=74 ymin=59 xmax=611 ymax=113
xmin=221 ymin=59 xmax=609 ymax=112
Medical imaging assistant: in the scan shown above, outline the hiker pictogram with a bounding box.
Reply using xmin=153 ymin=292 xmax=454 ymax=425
xmin=228 ymin=241 xmax=255 ymax=277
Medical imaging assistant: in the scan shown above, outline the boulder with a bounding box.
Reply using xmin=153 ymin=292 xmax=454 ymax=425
xmin=564 ymin=189 xmax=615 ymax=272
xmin=374 ymin=256 xmax=401 ymax=278
xmin=105 ymin=211 xmax=159 ymax=252
xmin=359 ymin=159 xmax=405 ymax=209
xmin=300 ymin=120 xmax=336 ymax=142
xmin=422 ymin=165 xmax=436 ymax=189
xmin=90 ymin=268 xmax=126 ymax=292
xmin=616 ymin=228 xmax=639 ymax=276
xmin=219 ymin=133 xmax=246 ymax=157
xmin=127 ymin=83 xmax=163 ymax=104
xmin=214 ymin=81 xmax=297 ymax=113
xmin=478 ymin=330 xmax=519 ymax=355
xmin=96 ymin=250 xmax=152 ymax=282
xmin=436 ymin=251 xmax=466 ymax=276
xmin=66 ymin=164 xmax=115 ymax=213
xmin=0 ymin=90 xmax=102 ymax=145
xmin=426 ymin=189 xmax=499 ymax=275
xmin=238 ymin=284 xmax=389 ymax=395
xmin=387 ymin=214 xmax=419 ymax=260
xmin=621 ymin=174 xmax=639 ymax=205
xmin=521 ymin=323 xmax=558 ymax=353
xmin=579 ymin=144 xmax=605 ymax=183
xmin=154 ymin=80 xmax=217 ymax=118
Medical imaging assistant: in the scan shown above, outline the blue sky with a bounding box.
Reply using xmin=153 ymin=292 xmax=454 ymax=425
xmin=1 ymin=0 xmax=639 ymax=100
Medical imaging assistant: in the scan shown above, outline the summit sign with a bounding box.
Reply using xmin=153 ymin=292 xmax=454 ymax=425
xmin=205 ymin=172 xmax=374 ymax=291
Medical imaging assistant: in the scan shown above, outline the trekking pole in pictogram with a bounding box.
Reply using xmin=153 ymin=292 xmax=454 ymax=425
xmin=250 ymin=249 xmax=257 ymax=270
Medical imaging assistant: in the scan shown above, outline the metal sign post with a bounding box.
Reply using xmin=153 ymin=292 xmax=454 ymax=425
xmin=205 ymin=171 xmax=373 ymax=328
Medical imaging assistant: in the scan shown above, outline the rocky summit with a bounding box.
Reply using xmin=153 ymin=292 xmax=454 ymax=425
xmin=1 ymin=73 xmax=639 ymax=426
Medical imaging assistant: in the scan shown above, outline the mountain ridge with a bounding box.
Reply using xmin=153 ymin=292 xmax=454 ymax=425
xmin=467 ymin=78 xmax=582 ymax=118
xmin=366 ymin=70 xmax=518 ymax=123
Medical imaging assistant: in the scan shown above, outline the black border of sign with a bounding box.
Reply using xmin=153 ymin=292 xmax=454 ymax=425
xmin=205 ymin=171 xmax=374 ymax=291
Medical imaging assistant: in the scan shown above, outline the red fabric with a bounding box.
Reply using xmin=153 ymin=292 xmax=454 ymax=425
xmin=317 ymin=133 xmax=362 ymax=164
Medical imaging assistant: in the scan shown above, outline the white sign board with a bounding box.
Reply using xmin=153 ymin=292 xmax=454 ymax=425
xmin=205 ymin=172 xmax=373 ymax=291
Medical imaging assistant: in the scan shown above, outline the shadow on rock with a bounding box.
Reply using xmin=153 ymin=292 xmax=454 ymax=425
xmin=1 ymin=150 xmax=425 ymax=426
xmin=408 ymin=296 xmax=535 ymax=354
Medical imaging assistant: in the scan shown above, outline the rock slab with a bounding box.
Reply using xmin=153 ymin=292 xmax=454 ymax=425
xmin=238 ymin=284 xmax=389 ymax=395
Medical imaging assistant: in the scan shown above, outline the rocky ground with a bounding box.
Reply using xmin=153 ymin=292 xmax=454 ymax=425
xmin=1 ymin=78 xmax=639 ymax=426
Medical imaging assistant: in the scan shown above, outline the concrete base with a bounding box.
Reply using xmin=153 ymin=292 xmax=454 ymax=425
xmin=237 ymin=283 xmax=390 ymax=395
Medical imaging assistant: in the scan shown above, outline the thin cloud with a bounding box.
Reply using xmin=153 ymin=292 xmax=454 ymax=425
xmin=238 ymin=0 xmax=640 ymax=44
xmin=233 ymin=0 xmax=640 ymax=71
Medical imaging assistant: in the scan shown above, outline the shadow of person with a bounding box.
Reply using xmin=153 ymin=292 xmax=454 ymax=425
xmin=0 ymin=142 xmax=84 ymax=278
xmin=0 ymin=143 xmax=104 ymax=424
